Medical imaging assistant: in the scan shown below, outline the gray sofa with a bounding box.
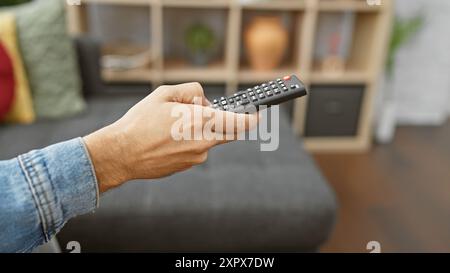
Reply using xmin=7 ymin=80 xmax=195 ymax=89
xmin=0 ymin=37 xmax=337 ymax=252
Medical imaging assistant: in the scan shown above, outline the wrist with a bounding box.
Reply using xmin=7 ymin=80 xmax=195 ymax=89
xmin=83 ymin=123 xmax=130 ymax=193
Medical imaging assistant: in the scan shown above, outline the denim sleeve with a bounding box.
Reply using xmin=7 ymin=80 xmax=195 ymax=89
xmin=0 ymin=138 xmax=99 ymax=253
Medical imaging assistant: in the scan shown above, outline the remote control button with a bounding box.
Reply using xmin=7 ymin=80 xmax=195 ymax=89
xmin=221 ymin=97 xmax=226 ymax=100
xmin=259 ymin=93 xmax=265 ymax=99
xmin=235 ymin=96 xmax=241 ymax=101
xmin=269 ymin=81 xmax=275 ymax=85
xmin=282 ymin=87 xmax=288 ymax=92
xmin=251 ymin=96 xmax=258 ymax=102
xmin=242 ymin=94 xmax=247 ymax=99
xmin=213 ymin=99 xmax=219 ymax=104
xmin=283 ymin=75 xmax=291 ymax=81
xmin=221 ymin=100 xmax=227 ymax=105
xmin=256 ymin=89 xmax=262 ymax=94
xmin=247 ymin=88 xmax=252 ymax=92
xmin=236 ymin=101 xmax=241 ymax=106
xmin=213 ymin=103 xmax=219 ymax=108
xmin=271 ymin=84 xmax=277 ymax=89
xmin=274 ymin=88 xmax=281 ymax=94
xmin=249 ymin=91 xmax=255 ymax=96
xmin=241 ymin=99 xmax=250 ymax=105
xmin=266 ymin=91 xmax=273 ymax=97
xmin=263 ymin=87 xmax=270 ymax=92
xmin=291 ymin=84 xmax=300 ymax=90
xmin=223 ymin=105 xmax=229 ymax=110
xmin=228 ymin=98 xmax=234 ymax=103
xmin=262 ymin=83 xmax=267 ymax=87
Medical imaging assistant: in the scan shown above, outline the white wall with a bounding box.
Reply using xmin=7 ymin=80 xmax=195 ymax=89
xmin=391 ymin=0 xmax=450 ymax=125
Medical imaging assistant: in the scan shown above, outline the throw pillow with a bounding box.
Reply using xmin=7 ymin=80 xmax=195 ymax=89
xmin=0 ymin=41 xmax=15 ymax=120
xmin=15 ymin=0 xmax=86 ymax=119
xmin=0 ymin=12 xmax=35 ymax=124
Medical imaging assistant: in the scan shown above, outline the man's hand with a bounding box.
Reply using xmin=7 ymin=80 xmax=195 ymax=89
xmin=83 ymin=83 xmax=258 ymax=193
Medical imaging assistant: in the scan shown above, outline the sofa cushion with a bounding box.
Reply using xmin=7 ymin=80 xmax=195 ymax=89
xmin=0 ymin=41 xmax=15 ymax=120
xmin=0 ymin=12 xmax=35 ymax=124
xmin=14 ymin=0 xmax=86 ymax=119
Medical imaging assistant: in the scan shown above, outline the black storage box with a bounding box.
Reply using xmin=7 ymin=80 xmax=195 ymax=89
xmin=305 ymin=85 xmax=364 ymax=137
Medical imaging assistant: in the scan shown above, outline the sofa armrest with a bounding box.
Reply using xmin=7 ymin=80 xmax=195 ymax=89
xmin=74 ymin=36 xmax=105 ymax=97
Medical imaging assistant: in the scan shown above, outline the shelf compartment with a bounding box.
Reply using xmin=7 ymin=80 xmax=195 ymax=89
xmin=311 ymin=10 xmax=379 ymax=81
xmin=100 ymin=43 xmax=154 ymax=83
xmin=162 ymin=7 xmax=229 ymax=81
xmin=84 ymin=4 xmax=153 ymax=82
xmin=85 ymin=4 xmax=151 ymax=47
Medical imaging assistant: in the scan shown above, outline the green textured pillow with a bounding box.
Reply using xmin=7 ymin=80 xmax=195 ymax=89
xmin=15 ymin=0 xmax=85 ymax=118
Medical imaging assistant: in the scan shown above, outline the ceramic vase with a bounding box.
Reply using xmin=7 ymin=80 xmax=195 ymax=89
xmin=244 ymin=16 xmax=288 ymax=71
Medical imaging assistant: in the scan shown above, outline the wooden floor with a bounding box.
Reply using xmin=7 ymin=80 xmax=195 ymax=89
xmin=313 ymin=121 xmax=450 ymax=253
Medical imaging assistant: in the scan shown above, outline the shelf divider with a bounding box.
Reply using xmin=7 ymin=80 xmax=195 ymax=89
xmin=226 ymin=0 xmax=242 ymax=94
xmin=151 ymin=0 xmax=164 ymax=85
xmin=293 ymin=0 xmax=318 ymax=136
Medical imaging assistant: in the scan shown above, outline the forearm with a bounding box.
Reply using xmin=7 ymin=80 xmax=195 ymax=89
xmin=0 ymin=82 xmax=256 ymax=253
xmin=0 ymin=138 xmax=99 ymax=252
xmin=83 ymin=123 xmax=130 ymax=193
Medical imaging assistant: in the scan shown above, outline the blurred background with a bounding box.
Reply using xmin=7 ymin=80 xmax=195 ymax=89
xmin=0 ymin=0 xmax=449 ymax=253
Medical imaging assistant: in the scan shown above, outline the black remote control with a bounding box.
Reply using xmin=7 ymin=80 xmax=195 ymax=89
xmin=211 ymin=75 xmax=307 ymax=113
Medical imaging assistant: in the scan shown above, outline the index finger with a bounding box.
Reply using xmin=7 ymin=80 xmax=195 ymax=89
xmin=205 ymin=107 xmax=259 ymax=139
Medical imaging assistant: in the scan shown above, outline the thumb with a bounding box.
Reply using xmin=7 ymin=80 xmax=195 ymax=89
xmin=158 ymin=82 xmax=210 ymax=106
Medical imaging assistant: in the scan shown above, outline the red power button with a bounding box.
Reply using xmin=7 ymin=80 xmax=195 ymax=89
xmin=283 ymin=75 xmax=291 ymax=81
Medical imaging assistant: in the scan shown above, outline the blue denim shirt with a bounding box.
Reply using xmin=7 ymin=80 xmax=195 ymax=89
xmin=0 ymin=138 xmax=99 ymax=252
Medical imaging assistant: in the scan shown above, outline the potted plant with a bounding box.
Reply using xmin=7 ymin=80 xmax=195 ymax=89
xmin=185 ymin=23 xmax=216 ymax=66
xmin=376 ymin=15 xmax=424 ymax=143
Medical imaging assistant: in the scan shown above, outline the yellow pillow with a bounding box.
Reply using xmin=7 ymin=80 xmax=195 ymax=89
xmin=0 ymin=12 xmax=35 ymax=124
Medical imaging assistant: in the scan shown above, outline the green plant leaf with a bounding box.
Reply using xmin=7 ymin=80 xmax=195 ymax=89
xmin=387 ymin=15 xmax=424 ymax=76
xmin=185 ymin=23 xmax=216 ymax=53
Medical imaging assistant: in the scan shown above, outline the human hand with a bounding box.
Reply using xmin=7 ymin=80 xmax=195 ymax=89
xmin=83 ymin=82 xmax=258 ymax=193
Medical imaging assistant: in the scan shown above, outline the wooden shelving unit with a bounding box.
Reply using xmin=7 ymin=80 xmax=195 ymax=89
xmin=67 ymin=0 xmax=393 ymax=152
